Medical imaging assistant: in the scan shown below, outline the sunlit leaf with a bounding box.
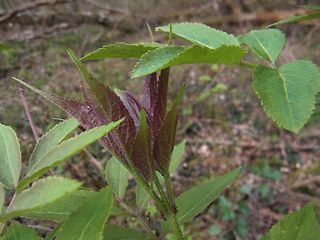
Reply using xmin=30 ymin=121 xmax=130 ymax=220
xmin=132 ymin=45 xmax=246 ymax=78
xmin=157 ymin=22 xmax=239 ymax=48
xmin=1 ymin=223 xmax=40 ymax=240
xmin=27 ymin=118 xmax=79 ymax=176
xmin=56 ymin=186 xmax=113 ymax=240
xmin=81 ymin=42 xmax=163 ymax=61
xmin=105 ymin=156 xmax=130 ymax=199
xmin=237 ymin=29 xmax=285 ymax=63
xmin=260 ymin=202 xmax=320 ymax=240
xmin=252 ymin=61 xmax=320 ymax=132
xmin=0 ymin=123 xmax=21 ymax=190
xmin=0 ymin=177 xmax=81 ymax=222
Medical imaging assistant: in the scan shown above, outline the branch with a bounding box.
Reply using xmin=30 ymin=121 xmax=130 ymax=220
xmin=0 ymin=0 xmax=73 ymax=24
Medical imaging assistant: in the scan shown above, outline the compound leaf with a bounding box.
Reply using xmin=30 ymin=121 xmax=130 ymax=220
xmin=0 ymin=124 xmax=21 ymax=190
xmin=17 ymin=121 xmax=122 ymax=191
xmin=132 ymin=44 xmax=246 ymax=78
xmin=27 ymin=118 xmax=79 ymax=176
xmin=260 ymin=202 xmax=320 ymax=240
xmin=81 ymin=42 xmax=163 ymax=62
xmin=105 ymin=156 xmax=130 ymax=199
xmin=0 ymin=223 xmax=40 ymax=240
xmin=56 ymin=185 xmax=113 ymax=240
xmin=0 ymin=177 xmax=81 ymax=223
xmin=253 ymin=61 xmax=320 ymax=132
xmin=157 ymin=22 xmax=239 ymax=48
xmin=237 ymin=29 xmax=285 ymax=63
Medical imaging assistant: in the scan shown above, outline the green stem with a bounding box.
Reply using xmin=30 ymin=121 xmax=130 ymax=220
xmin=154 ymin=174 xmax=184 ymax=239
xmin=164 ymin=171 xmax=176 ymax=209
xmin=238 ymin=61 xmax=257 ymax=69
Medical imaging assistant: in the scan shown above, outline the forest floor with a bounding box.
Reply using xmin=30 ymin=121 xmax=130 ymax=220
xmin=1 ymin=0 xmax=320 ymax=239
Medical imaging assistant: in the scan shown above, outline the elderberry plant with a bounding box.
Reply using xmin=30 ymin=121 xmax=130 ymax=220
xmin=1 ymin=21 xmax=320 ymax=240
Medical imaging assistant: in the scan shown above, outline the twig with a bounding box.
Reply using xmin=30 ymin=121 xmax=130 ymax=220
xmin=0 ymin=0 xmax=73 ymax=24
xmin=19 ymin=88 xmax=39 ymax=142
xmin=83 ymin=148 xmax=103 ymax=172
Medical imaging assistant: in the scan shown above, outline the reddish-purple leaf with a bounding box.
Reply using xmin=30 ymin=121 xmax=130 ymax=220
xmin=153 ymin=86 xmax=184 ymax=174
xmin=143 ymin=72 xmax=157 ymax=129
xmin=67 ymin=49 xmax=136 ymax=159
xmin=131 ymin=109 xmax=153 ymax=181
xmin=115 ymin=89 xmax=142 ymax=130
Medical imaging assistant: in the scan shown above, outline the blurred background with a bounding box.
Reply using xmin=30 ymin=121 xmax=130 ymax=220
xmin=1 ymin=0 xmax=320 ymax=239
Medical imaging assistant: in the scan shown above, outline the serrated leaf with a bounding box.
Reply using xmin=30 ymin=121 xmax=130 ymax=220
xmin=136 ymin=140 xmax=186 ymax=209
xmin=0 ymin=223 xmax=40 ymax=240
xmin=67 ymin=48 xmax=136 ymax=165
xmin=13 ymin=77 xmax=127 ymax=164
xmin=153 ymin=87 xmax=184 ymax=174
xmin=0 ymin=123 xmax=21 ymax=190
xmin=132 ymin=44 xmax=246 ymax=78
xmin=0 ymin=177 xmax=81 ymax=222
xmin=132 ymin=109 xmax=153 ymax=181
xmin=268 ymin=12 xmax=320 ymax=27
xmin=81 ymin=42 xmax=163 ymax=62
xmin=103 ymin=224 xmax=152 ymax=240
xmin=21 ymin=189 xmax=95 ymax=221
xmin=56 ymin=185 xmax=113 ymax=240
xmin=237 ymin=29 xmax=285 ymax=63
xmin=157 ymin=22 xmax=239 ymax=48
xmin=309 ymin=92 xmax=320 ymax=121
xmin=260 ymin=202 xmax=320 ymax=240
xmin=27 ymin=118 xmax=79 ymax=175
xmin=162 ymin=168 xmax=241 ymax=232
xmin=252 ymin=61 xmax=320 ymax=132
xmin=105 ymin=156 xmax=130 ymax=199
xmin=16 ymin=121 xmax=122 ymax=191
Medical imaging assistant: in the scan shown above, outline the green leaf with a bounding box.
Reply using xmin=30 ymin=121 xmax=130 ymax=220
xmin=132 ymin=44 xmax=246 ymax=77
xmin=44 ymin=224 xmax=62 ymax=240
xmin=16 ymin=120 xmax=122 ymax=191
xmin=268 ymin=12 xmax=320 ymax=27
xmin=103 ymin=224 xmax=152 ymax=240
xmin=0 ymin=43 xmax=7 ymax=52
xmin=105 ymin=156 xmax=130 ymax=199
xmin=81 ymin=42 xmax=163 ymax=61
xmin=0 ymin=176 xmax=81 ymax=222
xmin=260 ymin=202 xmax=320 ymax=240
xmin=27 ymin=118 xmax=79 ymax=176
xmin=0 ymin=223 xmax=40 ymax=240
xmin=237 ymin=29 xmax=285 ymax=63
xmin=21 ymin=189 xmax=96 ymax=221
xmin=162 ymin=168 xmax=240 ymax=232
xmin=252 ymin=61 xmax=320 ymax=132
xmin=309 ymin=92 xmax=320 ymax=121
xmin=136 ymin=140 xmax=186 ymax=209
xmin=0 ymin=123 xmax=21 ymax=190
xmin=157 ymin=22 xmax=239 ymax=48
xmin=299 ymin=5 xmax=320 ymax=10
xmin=0 ymin=184 xmax=4 ymax=214
xmin=55 ymin=185 xmax=113 ymax=240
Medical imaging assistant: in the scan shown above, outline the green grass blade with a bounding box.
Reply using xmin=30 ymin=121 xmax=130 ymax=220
xmin=268 ymin=12 xmax=320 ymax=27
xmin=0 ymin=124 xmax=21 ymax=190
